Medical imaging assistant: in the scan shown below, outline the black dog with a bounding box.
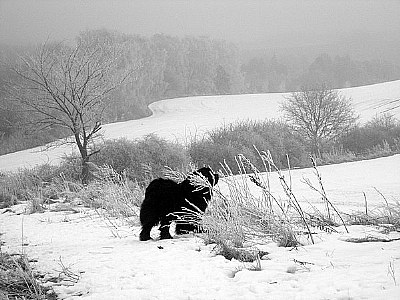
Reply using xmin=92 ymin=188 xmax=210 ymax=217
xmin=139 ymin=167 xmax=219 ymax=241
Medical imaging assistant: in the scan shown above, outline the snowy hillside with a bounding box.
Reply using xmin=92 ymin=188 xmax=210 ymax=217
xmin=1 ymin=80 xmax=400 ymax=172
xmin=1 ymin=80 xmax=400 ymax=299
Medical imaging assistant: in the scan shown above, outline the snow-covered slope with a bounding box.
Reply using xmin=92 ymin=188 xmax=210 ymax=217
xmin=1 ymin=80 xmax=400 ymax=172
xmin=1 ymin=81 xmax=400 ymax=299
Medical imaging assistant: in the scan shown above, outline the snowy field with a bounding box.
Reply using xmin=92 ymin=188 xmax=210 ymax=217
xmin=1 ymin=207 xmax=400 ymax=300
xmin=1 ymin=155 xmax=400 ymax=299
xmin=1 ymin=80 xmax=400 ymax=299
xmin=0 ymin=80 xmax=400 ymax=172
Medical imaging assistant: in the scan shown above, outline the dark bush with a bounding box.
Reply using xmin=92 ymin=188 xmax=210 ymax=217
xmin=90 ymin=135 xmax=191 ymax=183
xmin=188 ymin=120 xmax=309 ymax=174
xmin=340 ymin=114 xmax=400 ymax=155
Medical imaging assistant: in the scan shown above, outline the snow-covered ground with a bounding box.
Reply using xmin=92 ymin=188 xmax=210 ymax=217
xmin=1 ymin=160 xmax=400 ymax=299
xmin=261 ymin=154 xmax=400 ymax=212
xmin=1 ymin=80 xmax=400 ymax=172
xmin=1 ymin=81 xmax=400 ymax=299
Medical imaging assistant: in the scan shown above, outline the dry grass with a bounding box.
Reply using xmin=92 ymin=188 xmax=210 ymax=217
xmin=0 ymin=164 xmax=68 ymax=212
xmin=0 ymin=252 xmax=56 ymax=299
xmin=2 ymin=164 xmax=144 ymax=238
xmin=175 ymin=152 xmax=306 ymax=261
xmin=57 ymin=165 xmax=145 ymax=237
xmin=302 ymin=156 xmax=349 ymax=233
xmin=344 ymin=198 xmax=400 ymax=231
xmin=195 ymin=150 xmax=400 ymax=261
xmin=79 ymin=165 xmax=143 ymax=220
xmin=175 ymin=149 xmax=356 ymax=261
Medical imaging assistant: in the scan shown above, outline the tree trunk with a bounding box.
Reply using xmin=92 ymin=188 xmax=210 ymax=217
xmin=74 ymin=133 xmax=91 ymax=184
xmin=81 ymin=156 xmax=90 ymax=185
xmin=311 ymin=136 xmax=319 ymax=158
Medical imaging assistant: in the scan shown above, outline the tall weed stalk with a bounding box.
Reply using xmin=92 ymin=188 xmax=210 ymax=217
xmin=179 ymin=149 xmax=352 ymax=262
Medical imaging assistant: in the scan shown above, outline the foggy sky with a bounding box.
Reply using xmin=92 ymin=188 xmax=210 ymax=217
xmin=1 ymin=0 xmax=400 ymax=49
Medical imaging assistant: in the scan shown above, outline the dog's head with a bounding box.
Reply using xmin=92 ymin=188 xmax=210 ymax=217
xmin=193 ymin=166 xmax=219 ymax=187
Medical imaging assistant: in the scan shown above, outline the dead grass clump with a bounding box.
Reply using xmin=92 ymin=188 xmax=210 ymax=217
xmin=175 ymin=152 xmax=305 ymax=261
xmin=0 ymin=164 xmax=80 ymax=212
xmin=78 ymin=165 xmax=144 ymax=227
xmin=345 ymin=189 xmax=400 ymax=231
xmin=0 ymin=164 xmax=60 ymax=205
xmin=0 ymin=252 xmax=56 ymax=299
xmin=346 ymin=203 xmax=400 ymax=231
xmin=214 ymin=245 xmax=263 ymax=263
xmin=179 ymin=149 xmax=349 ymax=261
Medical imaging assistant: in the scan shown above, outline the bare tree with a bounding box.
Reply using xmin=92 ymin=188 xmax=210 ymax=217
xmin=281 ymin=84 xmax=358 ymax=156
xmin=9 ymin=41 xmax=127 ymax=183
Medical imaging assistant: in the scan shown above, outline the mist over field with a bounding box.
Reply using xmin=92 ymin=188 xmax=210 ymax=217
xmin=1 ymin=0 xmax=400 ymax=157
xmin=1 ymin=0 xmax=400 ymax=61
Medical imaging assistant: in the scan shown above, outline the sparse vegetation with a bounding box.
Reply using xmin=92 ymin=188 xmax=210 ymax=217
xmin=77 ymin=165 xmax=144 ymax=231
xmin=0 ymin=135 xmax=188 ymax=211
xmin=90 ymin=135 xmax=191 ymax=184
xmin=344 ymin=194 xmax=400 ymax=231
xmin=0 ymin=164 xmax=63 ymax=211
xmin=1 ymin=139 xmax=399 ymax=298
xmin=2 ymin=114 xmax=400 ymax=212
xmin=339 ymin=114 xmax=400 ymax=156
xmin=173 ymin=151 xmax=352 ymax=261
xmin=0 ymin=251 xmax=56 ymax=299
xmin=188 ymin=117 xmax=400 ymax=175
xmin=188 ymin=120 xmax=309 ymax=173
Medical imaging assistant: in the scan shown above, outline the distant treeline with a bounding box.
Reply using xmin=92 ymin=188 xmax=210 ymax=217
xmin=242 ymin=53 xmax=400 ymax=93
xmin=1 ymin=29 xmax=400 ymax=155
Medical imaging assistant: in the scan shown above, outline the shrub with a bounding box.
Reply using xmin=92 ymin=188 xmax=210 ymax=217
xmin=90 ymin=135 xmax=191 ymax=184
xmin=315 ymin=148 xmax=358 ymax=165
xmin=340 ymin=114 xmax=400 ymax=155
xmin=0 ymin=135 xmax=189 ymax=209
xmin=188 ymin=120 xmax=308 ymax=175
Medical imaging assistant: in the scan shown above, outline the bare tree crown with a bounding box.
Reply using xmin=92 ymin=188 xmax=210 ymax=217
xmin=281 ymin=85 xmax=358 ymax=155
xmin=10 ymin=41 xmax=128 ymax=183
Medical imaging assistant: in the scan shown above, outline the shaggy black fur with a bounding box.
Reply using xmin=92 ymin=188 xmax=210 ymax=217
xmin=139 ymin=167 xmax=219 ymax=241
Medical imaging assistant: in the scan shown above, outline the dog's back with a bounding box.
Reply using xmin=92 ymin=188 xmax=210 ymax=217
xmin=140 ymin=178 xmax=180 ymax=225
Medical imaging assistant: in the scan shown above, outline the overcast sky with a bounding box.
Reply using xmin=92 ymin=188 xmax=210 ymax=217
xmin=1 ymin=0 xmax=399 ymax=49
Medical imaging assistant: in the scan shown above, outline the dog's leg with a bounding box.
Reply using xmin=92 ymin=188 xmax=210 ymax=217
xmin=139 ymin=225 xmax=152 ymax=241
xmin=159 ymin=215 xmax=173 ymax=239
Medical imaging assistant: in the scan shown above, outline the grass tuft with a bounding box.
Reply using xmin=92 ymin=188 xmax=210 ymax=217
xmin=0 ymin=252 xmax=56 ymax=299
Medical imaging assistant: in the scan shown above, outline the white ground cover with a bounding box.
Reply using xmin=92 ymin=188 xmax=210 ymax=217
xmin=1 ymin=80 xmax=400 ymax=172
xmin=1 ymin=80 xmax=400 ymax=299
xmin=1 ymin=154 xmax=400 ymax=299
